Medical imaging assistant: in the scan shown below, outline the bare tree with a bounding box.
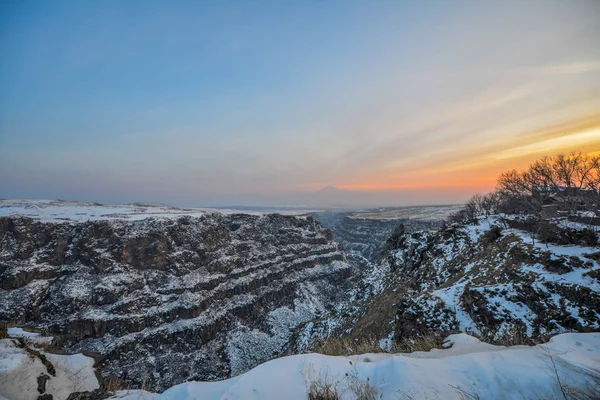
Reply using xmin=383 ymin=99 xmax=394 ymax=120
xmin=450 ymin=152 xmax=600 ymax=226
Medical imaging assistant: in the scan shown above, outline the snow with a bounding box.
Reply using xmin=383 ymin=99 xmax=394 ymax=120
xmin=7 ymin=327 xmax=54 ymax=346
xmin=0 ymin=341 xmax=25 ymax=375
xmin=351 ymin=205 xmax=464 ymax=221
xmin=432 ymin=283 xmax=481 ymax=335
xmin=481 ymin=285 xmax=538 ymax=335
xmin=7 ymin=327 xmax=41 ymax=338
xmin=520 ymin=262 xmax=600 ymax=290
xmin=378 ymin=332 xmax=395 ymax=352
xmin=511 ymin=227 xmax=599 ymax=258
xmin=557 ymin=218 xmax=598 ymax=231
xmin=387 ymin=216 xmax=600 ymax=346
xmin=460 ymin=217 xmax=495 ymax=242
xmin=110 ymin=332 xmax=600 ymax=400
xmin=0 ymin=339 xmax=99 ymax=400
xmin=0 ymin=199 xmax=318 ymax=223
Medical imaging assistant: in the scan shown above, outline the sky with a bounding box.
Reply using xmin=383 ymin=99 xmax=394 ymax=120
xmin=1 ymin=0 xmax=600 ymax=207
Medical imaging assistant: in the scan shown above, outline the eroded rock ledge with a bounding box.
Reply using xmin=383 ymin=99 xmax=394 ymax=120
xmin=0 ymin=213 xmax=355 ymax=391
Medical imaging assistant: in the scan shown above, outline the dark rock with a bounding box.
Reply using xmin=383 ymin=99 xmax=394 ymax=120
xmin=66 ymin=390 xmax=107 ymax=400
xmin=37 ymin=373 xmax=50 ymax=394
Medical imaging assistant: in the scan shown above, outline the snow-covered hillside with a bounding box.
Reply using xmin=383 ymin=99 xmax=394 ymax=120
xmin=297 ymin=215 xmax=600 ymax=353
xmin=391 ymin=216 xmax=600 ymax=342
xmin=109 ymin=332 xmax=600 ymax=400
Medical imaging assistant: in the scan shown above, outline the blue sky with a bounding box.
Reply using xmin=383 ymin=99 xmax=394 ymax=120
xmin=1 ymin=0 xmax=599 ymax=206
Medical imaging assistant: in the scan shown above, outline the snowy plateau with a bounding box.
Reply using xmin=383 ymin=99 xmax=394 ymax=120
xmin=0 ymin=200 xmax=599 ymax=399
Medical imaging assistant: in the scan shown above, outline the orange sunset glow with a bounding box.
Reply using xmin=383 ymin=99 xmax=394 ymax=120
xmin=333 ymin=117 xmax=600 ymax=195
xmin=1 ymin=0 xmax=600 ymax=207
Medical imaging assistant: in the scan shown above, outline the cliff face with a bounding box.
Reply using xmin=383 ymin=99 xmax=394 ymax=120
xmin=0 ymin=213 xmax=355 ymax=390
xmin=313 ymin=212 xmax=442 ymax=269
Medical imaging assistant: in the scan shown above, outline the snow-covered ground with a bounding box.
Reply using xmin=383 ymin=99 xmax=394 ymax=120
xmin=0 ymin=330 xmax=99 ymax=400
xmin=351 ymin=204 xmax=463 ymax=221
xmin=418 ymin=216 xmax=600 ymax=337
xmin=0 ymin=199 xmax=319 ymax=222
xmin=0 ymin=199 xmax=462 ymax=223
xmin=6 ymin=327 xmax=53 ymax=346
xmin=109 ymin=332 xmax=600 ymax=400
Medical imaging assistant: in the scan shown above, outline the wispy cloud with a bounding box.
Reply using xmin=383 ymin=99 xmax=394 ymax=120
xmin=520 ymin=61 xmax=600 ymax=76
xmin=2 ymin=0 xmax=600 ymax=205
xmin=493 ymin=128 xmax=600 ymax=160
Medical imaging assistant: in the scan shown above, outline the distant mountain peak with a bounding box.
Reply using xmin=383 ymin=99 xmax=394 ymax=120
xmin=318 ymin=185 xmax=344 ymax=193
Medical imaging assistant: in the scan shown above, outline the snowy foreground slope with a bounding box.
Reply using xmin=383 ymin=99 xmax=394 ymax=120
xmin=0 ymin=329 xmax=98 ymax=400
xmin=110 ymin=332 xmax=600 ymax=400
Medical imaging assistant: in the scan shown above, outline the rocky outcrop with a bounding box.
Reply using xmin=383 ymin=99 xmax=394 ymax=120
xmin=0 ymin=213 xmax=355 ymax=391
xmin=388 ymin=220 xmax=600 ymax=343
xmin=297 ymin=216 xmax=600 ymax=351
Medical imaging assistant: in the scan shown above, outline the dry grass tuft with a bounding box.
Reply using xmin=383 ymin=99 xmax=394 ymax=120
xmin=346 ymin=368 xmax=381 ymax=400
xmin=313 ymin=338 xmax=350 ymax=356
xmin=314 ymin=336 xmax=390 ymax=356
xmin=544 ymin=343 xmax=600 ymax=400
xmin=307 ymin=370 xmax=343 ymax=400
xmin=314 ymin=333 xmax=444 ymax=357
xmin=102 ymin=375 xmax=124 ymax=395
xmin=396 ymin=334 xmax=445 ymax=353
xmin=450 ymin=384 xmax=481 ymax=400
xmin=305 ymin=363 xmax=382 ymax=400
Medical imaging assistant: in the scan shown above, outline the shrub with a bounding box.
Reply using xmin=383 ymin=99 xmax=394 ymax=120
xmin=481 ymin=226 xmax=503 ymax=245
